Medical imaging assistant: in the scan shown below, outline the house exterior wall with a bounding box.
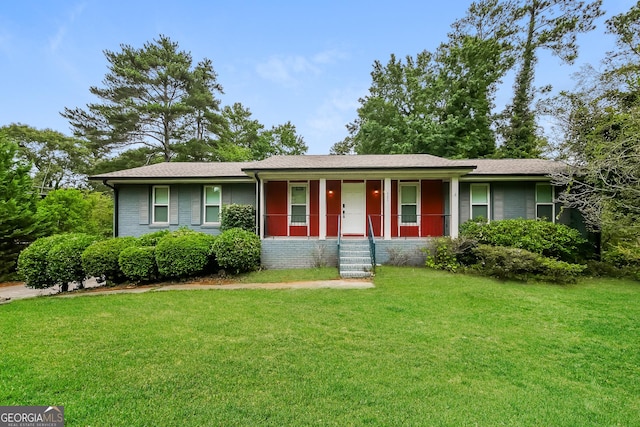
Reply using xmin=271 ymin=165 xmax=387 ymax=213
xmin=261 ymin=239 xmax=339 ymax=269
xmin=117 ymin=182 xmax=255 ymax=237
xmin=459 ymin=181 xmax=546 ymax=226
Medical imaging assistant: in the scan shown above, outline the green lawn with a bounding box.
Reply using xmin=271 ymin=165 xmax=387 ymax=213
xmin=1 ymin=267 xmax=639 ymax=426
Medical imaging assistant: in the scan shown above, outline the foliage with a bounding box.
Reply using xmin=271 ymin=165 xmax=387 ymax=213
xmin=82 ymin=237 xmax=138 ymax=283
xmin=17 ymin=234 xmax=68 ymax=289
xmin=385 ymin=247 xmax=411 ymax=267
xmin=0 ymin=138 xmax=41 ymax=280
xmin=137 ymin=230 xmax=171 ymax=247
xmin=424 ymin=237 xmax=478 ymax=272
xmin=340 ymin=33 xmax=510 ymax=158
xmin=215 ymin=103 xmax=308 ymax=161
xmin=212 ymin=228 xmax=261 ymax=273
xmin=425 ymin=238 xmax=460 ymax=272
xmin=35 ymin=189 xmax=113 ymax=238
xmin=220 ymin=204 xmax=256 ymax=232
xmin=47 ymin=233 xmax=99 ymax=290
xmin=549 ymin=3 xmax=640 ymax=238
xmin=62 ymin=35 xmax=223 ymax=161
xmin=118 ymin=246 xmax=157 ymax=282
xmin=0 ymin=123 xmax=90 ymax=189
xmin=499 ymin=0 xmax=604 ymax=158
xmin=471 ymin=244 xmax=586 ymax=283
xmin=460 ymin=218 xmax=588 ymax=262
xmin=155 ymin=230 xmax=217 ymax=278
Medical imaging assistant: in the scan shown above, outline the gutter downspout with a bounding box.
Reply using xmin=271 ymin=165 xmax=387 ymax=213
xmin=102 ymin=180 xmax=119 ymax=237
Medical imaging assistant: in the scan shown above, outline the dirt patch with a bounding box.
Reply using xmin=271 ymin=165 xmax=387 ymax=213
xmin=0 ymin=281 xmax=24 ymax=288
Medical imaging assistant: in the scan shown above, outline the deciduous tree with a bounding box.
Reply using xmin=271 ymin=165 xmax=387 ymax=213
xmin=0 ymin=138 xmax=41 ymax=280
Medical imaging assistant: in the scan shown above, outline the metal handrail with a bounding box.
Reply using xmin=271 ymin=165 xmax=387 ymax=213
xmin=337 ymin=215 xmax=342 ymax=272
xmin=367 ymin=215 xmax=376 ymax=274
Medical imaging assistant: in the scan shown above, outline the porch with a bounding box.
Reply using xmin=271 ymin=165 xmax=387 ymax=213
xmin=257 ymin=178 xmax=460 ymax=240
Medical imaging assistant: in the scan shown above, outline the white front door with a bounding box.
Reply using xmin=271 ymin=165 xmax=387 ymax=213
xmin=342 ymin=182 xmax=366 ymax=235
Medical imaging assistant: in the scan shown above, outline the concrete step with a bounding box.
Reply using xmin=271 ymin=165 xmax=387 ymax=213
xmin=340 ymin=262 xmax=373 ymax=270
xmin=340 ymin=270 xmax=373 ymax=279
xmin=340 ymin=256 xmax=372 ymax=264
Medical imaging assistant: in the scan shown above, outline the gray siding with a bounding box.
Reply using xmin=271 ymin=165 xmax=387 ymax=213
xmin=458 ymin=181 xmax=543 ymax=229
xmin=117 ymin=183 xmax=255 ymax=237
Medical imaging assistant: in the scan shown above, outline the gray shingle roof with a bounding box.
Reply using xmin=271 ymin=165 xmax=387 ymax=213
xmin=89 ymin=156 xmax=566 ymax=180
xmin=90 ymin=162 xmax=251 ymax=180
xmin=243 ymin=154 xmax=471 ymax=170
xmin=457 ymin=158 xmax=567 ymax=175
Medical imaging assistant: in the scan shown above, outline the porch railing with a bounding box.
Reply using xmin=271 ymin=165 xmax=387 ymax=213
xmin=261 ymin=213 xmax=450 ymax=238
xmin=367 ymin=215 xmax=376 ymax=274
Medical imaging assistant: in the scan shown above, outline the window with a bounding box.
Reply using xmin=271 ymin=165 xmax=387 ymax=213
xmin=400 ymin=184 xmax=419 ymax=224
xmin=290 ymin=184 xmax=308 ymax=225
xmin=152 ymin=186 xmax=170 ymax=224
xmin=470 ymin=184 xmax=490 ymax=221
xmin=536 ymin=183 xmax=554 ymax=222
xmin=204 ymin=185 xmax=221 ymax=224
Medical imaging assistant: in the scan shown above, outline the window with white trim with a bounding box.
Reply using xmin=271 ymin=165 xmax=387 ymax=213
xmin=204 ymin=185 xmax=222 ymax=224
xmin=536 ymin=183 xmax=554 ymax=222
xmin=152 ymin=185 xmax=170 ymax=224
xmin=290 ymin=183 xmax=308 ymax=225
xmin=400 ymin=183 xmax=419 ymax=224
xmin=470 ymin=184 xmax=490 ymax=221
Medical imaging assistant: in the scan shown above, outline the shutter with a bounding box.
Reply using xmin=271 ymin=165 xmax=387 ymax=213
xmin=493 ymin=186 xmax=504 ymax=220
xmin=459 ymin=183 xmax=470 ymax=223
xmin=525 ymin=184 xmax=535 ymax=219
xmin=170 ymin=186 xmax=179 ymax=225
xmin=139 ymin=188 xmax=149 ymax=225
xmin=191 ymin=188 xmax=201 ymax=225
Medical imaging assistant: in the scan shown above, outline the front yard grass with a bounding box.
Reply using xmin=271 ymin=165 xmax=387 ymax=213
xmin=1 ymin=267 xmax=638 ymax=426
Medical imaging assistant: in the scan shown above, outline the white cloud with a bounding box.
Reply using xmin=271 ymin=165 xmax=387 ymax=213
xmin=256 ymin=55 xmax=319 ymax=86
xmin=48 ymin=2 xmax=86 ymax=53
xmin=256 ymin=49 xmax=348 ymax=86
xmin=304 ymin=87 xmax=366 ymax=153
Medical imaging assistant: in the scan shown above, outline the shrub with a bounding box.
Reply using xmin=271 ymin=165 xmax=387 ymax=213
xmin=137 ymin=230 xmax=171 ymax=247
xmin=423 ymin=237 xmax=478 ymax=272
xmin=119 ymin=246 xmax=157 ymax=282
xmin=424 ymin=238 xmax=459 ymax=272
xmin=155 ymin=231 xmax=216 ymax=278
xmin=47 ymin=233 xmax=99 ymax=290
xmin=220 ymin=204 xmax=256 ymax=232
xmin=472 ymin=244 xmax=585 ymax=284
xmin=82 ymin=237 xmax=139 ymax=284
xmin=17 ymin=234 xmax=68 ymax=289
xmin=212 ymin=228 xmax=261 ymax=273
xmin=386 ymin=247 xmax=411 ymax=266
xmin=598 ymin=243 xmax=640 ymax=280
xmin=460 ymin=218 xmax=588 ymax=262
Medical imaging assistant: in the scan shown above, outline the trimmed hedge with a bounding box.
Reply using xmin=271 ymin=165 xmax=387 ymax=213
xmin=220 ymin=204 xmax=256 ymax=232
xmin=82 ymin=237 xmax=139 ymax=283
xmin=47 ymin=233 xmax=99 ymax=290
xmin=17 ymin=234 xmax=68 ymax=289
xmin=212 ymin=228 xmax=261 ymax=273
xmin=460 ymin=218 xmax=588 ymax=262
xmin=155 ymin=231 xmax=216 ymax=278
xmin=137 ymin=230 xmax=171 ymax=247
xmin=119 ymin=246 xmax=157 ymax=282
xmin=472 ymin=244 xmax=586 ymax=284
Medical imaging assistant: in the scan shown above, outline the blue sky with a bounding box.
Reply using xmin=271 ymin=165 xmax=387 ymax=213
xmin=0 ymin=0 xmax=635 ymax=154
